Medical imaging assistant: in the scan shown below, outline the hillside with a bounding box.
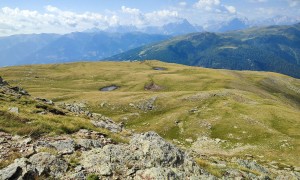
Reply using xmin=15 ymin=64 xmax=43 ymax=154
xmin=110 ymin=23 xmax=300 ymax=78
xmin=1 ymin=60 xmax=300 ymax=172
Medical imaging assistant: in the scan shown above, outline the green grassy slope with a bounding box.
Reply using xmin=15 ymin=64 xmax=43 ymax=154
xmin=1 ymin=60 xmax=300 ymax=166
xmin=109 ymin=23 xmax=300 ymax=78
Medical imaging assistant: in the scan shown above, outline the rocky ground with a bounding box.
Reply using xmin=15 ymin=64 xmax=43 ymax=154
xmin=1 ymin=76 xmax=300 ymax=179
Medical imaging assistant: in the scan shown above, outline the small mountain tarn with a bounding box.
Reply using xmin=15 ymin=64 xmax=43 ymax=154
xmin=153 ymin=67 xmax=167 ymax=71
xmin=99 ymin=85 xmax=119 ymax=92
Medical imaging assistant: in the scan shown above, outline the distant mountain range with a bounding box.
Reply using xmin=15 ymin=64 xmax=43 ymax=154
xmin=0 ymin=32 xmax=169 ymax=67
xmin=90 ymin=19 xmax=201 ymax=35
xmin=1 ymin=20 xmax=300 ymax=78
xmin=96 ymin=16 xmax=299 ymax=34
xmin=109 ymin=23 xmax=300 ymax=78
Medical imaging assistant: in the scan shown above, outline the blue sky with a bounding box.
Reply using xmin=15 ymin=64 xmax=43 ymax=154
xmin=0 ymin=0 xmax=299 ymax=36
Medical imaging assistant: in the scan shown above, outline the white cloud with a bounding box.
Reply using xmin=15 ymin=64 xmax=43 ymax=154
xmin=121 ymin=6 xmax=140 ymax=15
xmin=143 ymin=10 xmax=179 ymax=26
xmin=194 ymin=0 xmax=221 ymax=10
xmin=0 ymin=5 xmax=183 ymax=36
xmin=287 ymin=0 xmax=300 ymax=7
xmin=224 ymin=5 xmax=236 ymax=14
xmin=147 ymin=10 xmax=178 ymax=18
xmin=194 ymin=0 xmax=236 ymax=14
xmin=249 ymin=0 xmax=268 ymax=2
xmin=0 ymin=6 xmax=119 ymax=36
xmin=45 ymin=5 xmax=60 ymax=13
xmin=179 ymin=2 xmax=187 ymax=7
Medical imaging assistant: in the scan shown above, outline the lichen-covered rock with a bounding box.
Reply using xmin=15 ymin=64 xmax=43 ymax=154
xmin=91 ymin=113 xmax=123 ymax=133
xmin=237 ymin=159 xmax=269 ymax=175
xmin=80 ymin=132 xmax=214 ymax=179
xmin=0 ymin=158 xmax=30 ymax=180
xmin=76 ymin=139 xmax=103 ymax=150
xmin=50 ymin=139 xmax=76 ymax=155
xmin=29 ymin=152 xmax=68 ymax=178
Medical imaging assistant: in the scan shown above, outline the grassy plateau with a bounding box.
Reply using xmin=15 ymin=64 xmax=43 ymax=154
xmin=1 ymin=60 xmax=300 ymax=167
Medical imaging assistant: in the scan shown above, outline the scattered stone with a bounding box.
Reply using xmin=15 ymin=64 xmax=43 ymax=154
xmin=60 ymin=103 xmax=88 ymax=115
xmin=185 ymin=138 xmax=194 ymax=143
xmin=129 ymin=103 xmax=135 ymax=107
xmin=215 ymin=138 xmax=221 ymax=144
xmin=8 ymin=107 xmax=19 ymax=114
xmin=189 ymin=108 xmax=199 ymax=113
xmin=36 ymin=97 xmax=54 ymax=105
xmin=137 ymin=96 xmax=157 ymax=111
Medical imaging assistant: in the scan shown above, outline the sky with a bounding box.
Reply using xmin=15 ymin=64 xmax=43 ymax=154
xmin=0 ymin=0 xmax=299 ymax=36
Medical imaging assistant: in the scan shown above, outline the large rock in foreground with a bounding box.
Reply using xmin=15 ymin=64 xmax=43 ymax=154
xmin=81 ymin=132 xmax=214 ymax=179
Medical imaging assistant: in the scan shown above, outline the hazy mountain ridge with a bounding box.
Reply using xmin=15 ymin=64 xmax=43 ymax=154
xmin=109 ymin=23 xmax=300 ymax=78
xmin=0 ymin=34 xmax=61 ymax=67
xmin=0 ymin=32 xmax=169 ymax=66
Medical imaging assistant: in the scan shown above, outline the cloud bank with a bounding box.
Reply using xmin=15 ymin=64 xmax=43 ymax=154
xmin=0 ymin=0 xmax=299 ymax=36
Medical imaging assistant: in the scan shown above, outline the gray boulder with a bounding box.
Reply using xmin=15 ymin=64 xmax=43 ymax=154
xmin=29 ymin=152 xmax=68 ymax=178
xmin=0 ymin=158 xmax=31 ymax=180
xmin=80 ymin=132 xmax=214 ymax=179
xmin=50 ymin=139 xmax=76 ymax=155
xmin=91 ymin=113 xmax=123 ymax=133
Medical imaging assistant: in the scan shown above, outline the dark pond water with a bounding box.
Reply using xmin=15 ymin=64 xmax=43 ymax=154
xmin=100 ymin=85 xmax=119 ymax=91
xmin=153 ymin=67 xmax=167 ymax=71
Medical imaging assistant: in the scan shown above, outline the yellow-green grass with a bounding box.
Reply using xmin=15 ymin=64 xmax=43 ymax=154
xmin=1 ymin=60 xmax=300 ymax=166
xmin=0 ymin=90 xmax=127 ymax=144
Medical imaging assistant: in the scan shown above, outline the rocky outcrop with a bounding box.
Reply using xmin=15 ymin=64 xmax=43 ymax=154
xmin=60 ymin=102 xmax=123 ymax=133
xmin=0 ymin=77 xmax=8 ymax=86
xmin=61 ymin=102 xmax=91 ymax=116
xmin=1 ymin=129 xmax=300 ymax=179
xmin=136 ymin=96 xmax=157 ymax=111
xmin=91 ymin=113 xmax=123 ymax=133
xmin=0 ymin=153 xmax=68 ymax=179
xmin=0 ymin=130 xmax=214 ymax=179
xmin=144 ymin=81 xmax=163 ymax=91
xmin=80 ymin=132 xmax=214 ymax=179
xmin=0 ymin=77 xmax=29 ymax=97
